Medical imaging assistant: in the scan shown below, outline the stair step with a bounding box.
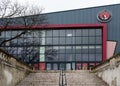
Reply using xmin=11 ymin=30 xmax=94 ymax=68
xmin=16 ymin=70 xmax=108 ymax=86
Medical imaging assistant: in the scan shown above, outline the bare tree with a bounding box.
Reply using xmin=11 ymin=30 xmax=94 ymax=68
xmin=0 ymin=0 xmax=46 ymax=46
xmin=0 ymin=0 xmax=47 ymax=67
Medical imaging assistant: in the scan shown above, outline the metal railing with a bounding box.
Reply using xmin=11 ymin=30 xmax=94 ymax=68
xmin=59 ymin=69 xmax=67 ymax=86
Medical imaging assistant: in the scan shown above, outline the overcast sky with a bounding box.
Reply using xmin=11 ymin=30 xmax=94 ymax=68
xmin=13 ymin=0 xmax=120 ymax=13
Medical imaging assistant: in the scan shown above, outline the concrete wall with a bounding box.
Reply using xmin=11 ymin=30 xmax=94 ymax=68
xmin=92 ymin=53 xmax=120 ymax=86
xmin=0 ymin=48 xmax=34 ymax=86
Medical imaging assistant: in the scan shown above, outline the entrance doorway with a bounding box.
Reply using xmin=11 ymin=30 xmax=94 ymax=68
xmin=46 ymin=62 xmax=73 ymax=70
xmin=76 ymin=63 xmax=88 ymax=70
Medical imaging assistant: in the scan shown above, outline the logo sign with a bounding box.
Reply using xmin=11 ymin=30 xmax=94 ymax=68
xmin=97 ymin=10 xmax=112 ymax=22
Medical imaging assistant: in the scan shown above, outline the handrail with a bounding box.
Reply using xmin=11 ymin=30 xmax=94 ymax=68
xmin=59 ymin=69 xmax=67 ymax=86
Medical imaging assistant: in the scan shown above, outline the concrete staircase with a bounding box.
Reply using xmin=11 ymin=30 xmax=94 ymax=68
xmin=66 ymin=70 xmax=108 ymax=86
xmin=16 ymin=70 xmax=108 ymax=86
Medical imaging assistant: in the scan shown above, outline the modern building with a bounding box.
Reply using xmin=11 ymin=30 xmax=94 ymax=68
xmin=0 ymin=4 xmax=120 ymax=70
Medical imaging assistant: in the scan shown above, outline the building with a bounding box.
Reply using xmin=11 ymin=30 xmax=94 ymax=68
xmin=0 ymin=4 xmax=120 ymax=70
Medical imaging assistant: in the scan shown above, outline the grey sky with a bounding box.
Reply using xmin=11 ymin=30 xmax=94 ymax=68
xmin=12 ymin=0 xmax=120 ymax=13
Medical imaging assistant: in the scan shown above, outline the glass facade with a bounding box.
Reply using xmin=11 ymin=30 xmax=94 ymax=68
xmin=0 ymin=28 xmax=103 ymax=70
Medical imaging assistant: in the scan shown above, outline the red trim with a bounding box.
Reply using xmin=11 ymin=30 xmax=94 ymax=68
xmin=39 ymin=62 xmax=46 ymax=70
xmin=102 ymin=24 xmax=107 ymax=61
xmin=0 ymin=24 xmax=106 ymax=30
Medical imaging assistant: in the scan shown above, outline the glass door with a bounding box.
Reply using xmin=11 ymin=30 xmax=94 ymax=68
xmin=59 ymin=63 xmax=66 ymax=70
xmin=66 ymin=63 xmax=71 ymax=70
xmin=53 ymin=63 xmax=58 ymax=70
xmin=46 ymin=63 xmax=52 ymax=70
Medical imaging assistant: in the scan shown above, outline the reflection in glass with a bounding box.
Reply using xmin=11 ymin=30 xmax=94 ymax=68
xmin=47 ymin=64 xmax=51 ymax=70
xmin=53 ymin=30 xmax=59 ymax=36
xmin=82 ymin=29 xmax=88 ymax=36
xmin=96 ymin=54 xmax=102 ymax=61
xmin=82 ymin=37 xmax=88 ymax=44
xmin=66 ymin=63 xmax=71 ymax=70
xmin=96 ymin=29 xmax=102 ymax=36
xmin=89 ymin=54 xmax=95 ymax=61
xmin=60 ymin=30 xmax=65 ymax=36
xmin=46 ymin=38 xmax=52 ymax=45
xmin=76 ymin=54 xmax=82 ymax=61
xmin=53 ymin=64 xmax=58 ymax=70
xmin=66 ymin=54 xmax=73 ymax=61
xmin=76 ymin=46 xmax=82 ymax=53
xmin=82 ymin=54 xmax=88 ymax=61
xmin=60 ymin=37 xmax=65 ymax=44
xmin=46 ymin=30 xmax=52 ymax=37
xmin=89 ymin=37 xmax=95 ymax=44
xmin=76 ymin=37 xmax=82 ymax=44
xmin=76 ymin=30 xmax=81 ymax=36
xmin=96 ymin=46 xmax=102 ymax=53
xmin=96 ymin=37 xmax=102 ymax=44
xmin=53 ymin=38 xmax=59 ymax=44
xmin=89 ymin=29 xmax=95 ymax=36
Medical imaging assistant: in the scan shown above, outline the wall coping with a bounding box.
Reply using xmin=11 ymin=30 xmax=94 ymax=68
xmin=92 ymin=52 xmax=120 ymax=71
xmin=0 ymin=48 xmax=34 ymax=70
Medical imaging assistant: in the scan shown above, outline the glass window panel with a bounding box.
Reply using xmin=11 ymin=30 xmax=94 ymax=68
xmin=46 ymin=38 xmax=52 ymax=45
xmin=47 ymin=64 xmax=51 ymax=70
xmin=59 ymin=54 xmax=65 ymax=61
xmin=66 ymin=37 xmax=72 ymax=44
xmin=45 ymin=46 xmax=59 ymax=61
xmin=0 ymin=31 xmax=5 ymax=38
xmin=53 ymin=30 xmax=59 ymax=36
xmin=46 ymin=30 xmax=52 ymax=37
xmin=82 ymin=37 xmax=88 ymax=44
xmin=33 ymin=38 xmax=40 ymax=45
xmin=89 ymin=37 xmax=95 ymax=44
xmin=76 ymin=37 xmax=82 ymax=44
xmin=53 ymin=47 xmax=59 ymax=54
xmin=60 ymin=37 xmax=65 ymax=44
xmin=73 ymin=46 xmax=76 ymax=53
xmin=46 ymin=53 xmax=58 ymax=61
xmin=89 ymin=46 xmax=95 ymax=53
xmin=5 ymin=31 xmax=11 ymax=37
xmin=89 ymin=54 xmax=95 ymax=61
xmin=11 ymin=39 xmax=17 ymax=44
xmin=24 ymin=37 xmax=33 ymax=45
xmin=66 ymin=30 xmax=75 ymax=36
xmin=82 ymin=46 xmax=88 ymax=53
xmin=11 ymin=31 xmax=18 ymax=37
xmin=66 ymin=46 xmax=72 ymax=53
xmin=59 ymin=46 xmax=65 ymax=53
xmin=89 ymin=29 xmax=95 ymax=36
xmin=82 ymin=54 xmax=89 ymax=61
xmin=72 ymin=63 xmax=75 ymax=70
xmin=53 ymin=37 xmax=59 ymax=44
xmin=76 ymin=46 xmax=82 ymax=53
xmin=33 ymin=30 xmax=40 ymax=37
xmin=66 ymin=63 xmax=71 ymax=70
xmin=17 ymin=38 xmax=23 ymax=45
xmin=41 ymin=30 xmax=45 ymax=37
xmin=53 ymin=64 xmax=58 ymax=70
xmin=96 ymin=46 xmax=102 ymax=53
xmin=76 ymin=30 xmax=82 ymax=36
xmin=41 ymin=37 xmax=45 ymax=45
xmin=96 ymin=54 xmax=102 ymax=61
xmin=82 ymin=29 xmax=88 ymax=36
xmin=40 ymin=47 xmax=45 ymax=54
xmin=60 ymin=30 xmax=65 ymax=36
xmin=66 ymin=54 xmax=73 ymax=61
xmin=96 ymin=37 xmax=102 ymax=44
xmin=96 ymin=29 xmax=102 ymax=36
xmin=76 ymin=54 xmax=82 ymax=61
